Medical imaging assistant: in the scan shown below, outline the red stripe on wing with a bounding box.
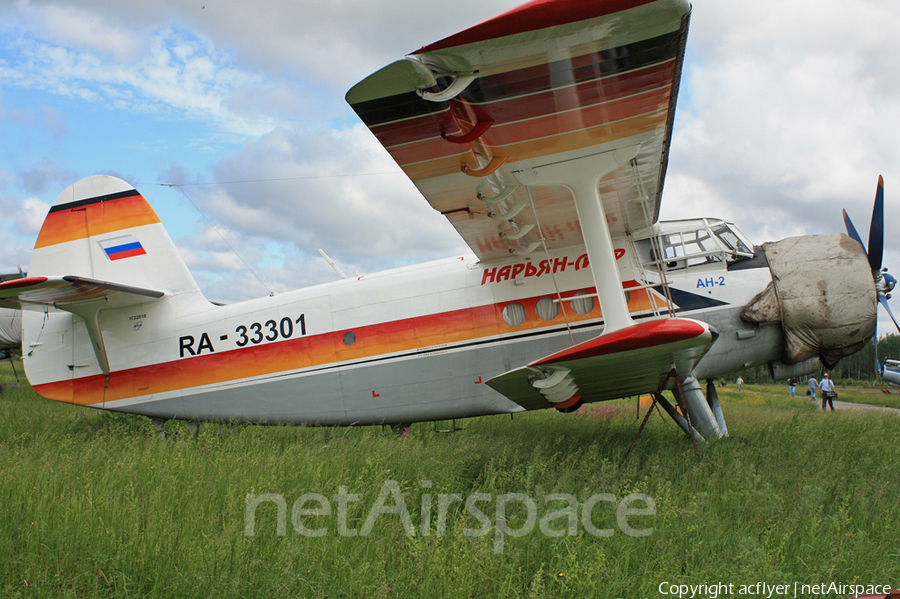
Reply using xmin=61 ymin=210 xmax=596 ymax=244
xmin=418 ymin=0 xmax=659 ymax=52
xmin=0 ymin=276 xmax=49 ymax=290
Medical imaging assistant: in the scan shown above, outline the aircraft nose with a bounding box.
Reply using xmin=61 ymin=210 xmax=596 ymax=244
xmin=740 ymin=232 xmax=876 ymax=369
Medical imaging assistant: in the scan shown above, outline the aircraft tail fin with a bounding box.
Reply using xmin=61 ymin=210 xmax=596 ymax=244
xmin=28 ymin=175 xmax=201 ymax=295
xmin=7 ymin=175 xmax=205 ymax=380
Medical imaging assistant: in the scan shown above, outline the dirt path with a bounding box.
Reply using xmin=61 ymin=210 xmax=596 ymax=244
xmin=812 ymin=398 xmax=900 ymax=415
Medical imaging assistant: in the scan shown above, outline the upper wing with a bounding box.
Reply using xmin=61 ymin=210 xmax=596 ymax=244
xmin=347 ymin=0 xmax=691 ymax=261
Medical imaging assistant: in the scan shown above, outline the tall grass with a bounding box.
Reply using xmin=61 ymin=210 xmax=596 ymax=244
xmin=1 ymin=361 xmax=897 ymax=598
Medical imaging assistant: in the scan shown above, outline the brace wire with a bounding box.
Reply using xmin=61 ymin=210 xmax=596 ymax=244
xmin=163 ymin=184 xmax=273 ymax=296
xmin=524 ymin=186 xmax=576 ymax=346
xmin=160 ymin=172 xmax=399 ymax=187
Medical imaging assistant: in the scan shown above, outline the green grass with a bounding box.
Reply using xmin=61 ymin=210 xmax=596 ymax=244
xmin=1 ymin=361 xmax=898 ymax=598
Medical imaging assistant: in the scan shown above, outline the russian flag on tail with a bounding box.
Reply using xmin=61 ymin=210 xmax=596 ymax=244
xmin=100 ymin=234 xmax=147 ymax=261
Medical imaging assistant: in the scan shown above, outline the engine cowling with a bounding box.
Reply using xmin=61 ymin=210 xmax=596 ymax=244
xmin=741 ymin=233 xmax=876 ymax=368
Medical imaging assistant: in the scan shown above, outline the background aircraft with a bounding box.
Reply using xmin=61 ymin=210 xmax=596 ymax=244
xmin=881 ymin=360 xmax=900 ymax=386
xmin=0 ymin=0 xmax=894 ymax=442
xmin=0 ymin=273 xmax=23 ymax=356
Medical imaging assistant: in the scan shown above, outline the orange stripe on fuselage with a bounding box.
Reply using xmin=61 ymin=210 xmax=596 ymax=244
xmin=33 ymin=285 xmax=660 ymax=406
xmin=34 ymin=194 xmax=160 ymax=249
xmin=34 ymin=302 xmax=501 ymax=406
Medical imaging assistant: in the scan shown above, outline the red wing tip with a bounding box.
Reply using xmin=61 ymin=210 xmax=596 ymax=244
xmin=0 ymin=276 xmax=49 ymax=290
xmin=878 ymin=174 xmax=884 ymax=187
xmin=533 ymin=318 xmax=710 ymax=366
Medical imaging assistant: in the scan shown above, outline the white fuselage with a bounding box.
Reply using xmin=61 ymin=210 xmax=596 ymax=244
xmin=22 ymin=222 xmax=781 ymax=425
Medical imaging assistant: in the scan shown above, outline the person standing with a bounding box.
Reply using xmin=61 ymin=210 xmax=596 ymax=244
xmin=788 ymin=377 xmax=798 ymax=397
xmin=819 ymin=373 xmax=836 ymax=411
xmin=807 ymin=376 xmax=818 ymax=401
xmin=736 ymin=376 xmax=743 ymax=391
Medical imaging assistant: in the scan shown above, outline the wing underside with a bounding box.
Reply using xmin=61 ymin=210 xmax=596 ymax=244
xmin=347 ymin=0 xmax=691 ymax=261
xmin=487 ymin=318 xmax=717 ymax=410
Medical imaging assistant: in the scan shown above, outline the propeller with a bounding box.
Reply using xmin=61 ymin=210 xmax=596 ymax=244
xmin=842 ymin=175 xmax=900 ymax=381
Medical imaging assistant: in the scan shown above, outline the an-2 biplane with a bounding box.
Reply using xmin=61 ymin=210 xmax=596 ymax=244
xmin=0 ymin=0 xmax=893 ymax=441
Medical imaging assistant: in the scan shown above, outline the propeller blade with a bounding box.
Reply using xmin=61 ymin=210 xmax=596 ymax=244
xmin=842 ymin=209 xmax=865 ymax=251
xmin=878 ymin=294 xmax=900 ymax=335
xmin=867 ymin=175 xmax=885 ymax=271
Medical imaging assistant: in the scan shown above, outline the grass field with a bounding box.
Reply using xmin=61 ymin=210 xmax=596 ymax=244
xmin=1 ymin=361 xmax=898 ymax=598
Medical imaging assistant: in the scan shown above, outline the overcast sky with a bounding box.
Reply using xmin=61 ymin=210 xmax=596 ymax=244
xmin=1 ymin=0 xmax=899 ymax=321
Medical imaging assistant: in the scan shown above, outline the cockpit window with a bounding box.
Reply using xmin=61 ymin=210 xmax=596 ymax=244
xmin=710 ymin=224 xmax=753 ymax=256
xmin=661 ymin=229 xmax=723 ymax=267
xmin=639 ymin=219 xmax=755 ymax=272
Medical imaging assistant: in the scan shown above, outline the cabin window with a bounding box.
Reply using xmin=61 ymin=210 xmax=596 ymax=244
xmin=535 ymin=297 xmax=559 ymax=321
xmin=502 ymin=302 xmax=526 ymax=327
xmin=661 ymin=229 xmax=722 ymax=267
xmin=342 ymin=331 xmax=356 ymax=345
xmin=570 ymin=291 xmax=595 ymax=315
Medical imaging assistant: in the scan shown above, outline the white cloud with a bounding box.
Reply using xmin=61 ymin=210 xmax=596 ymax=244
xmin=29 ymin=2 xmax=145 ymax=62
xmin=159 ymin=123 xmax=468 ymax=299
xmin=1 ymin=11 xmax=282 ymax=137
xmin=4 ymin=0 xmax=521 ymax=89
xmin=665 ymin=0 xmax=900 ymax=246
xmin=15 ymin=197 xmax=50 ymax=234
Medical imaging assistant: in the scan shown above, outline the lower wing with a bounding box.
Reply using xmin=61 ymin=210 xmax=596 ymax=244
xmin=487 ymin=318 xmax=717 ymax=411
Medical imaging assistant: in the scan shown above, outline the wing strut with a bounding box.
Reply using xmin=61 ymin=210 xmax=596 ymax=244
xmin=513 ymin=145 xmax=641 ymax=333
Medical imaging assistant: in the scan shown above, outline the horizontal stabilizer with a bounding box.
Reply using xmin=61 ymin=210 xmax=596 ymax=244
xmin=0 ymin=275 xmax=164 ymax=309
xmin=1 ymin=275 xmax=165 ymax=376
xmin=486 ymin=319 xmax=717 ymax=411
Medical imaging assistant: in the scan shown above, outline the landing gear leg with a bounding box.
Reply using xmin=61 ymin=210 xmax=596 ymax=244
xmin=654 ymin=393 xmax=704 ymax=445
xmin=676 ymin=376 xmax=725 ymax=441
xmin=705 ymin=379 xmax=728 ymax=437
